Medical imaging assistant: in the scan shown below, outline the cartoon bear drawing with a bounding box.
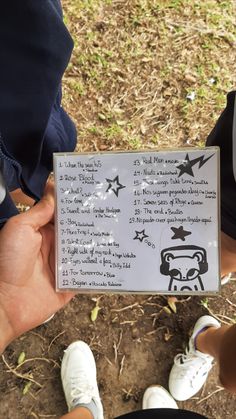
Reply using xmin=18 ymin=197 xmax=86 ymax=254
xmin=160 ymin=245 xmax=208 ymax=292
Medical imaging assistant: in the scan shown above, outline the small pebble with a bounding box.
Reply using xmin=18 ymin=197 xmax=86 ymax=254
xmin=186 ymin=91 xmax=196 ymax=101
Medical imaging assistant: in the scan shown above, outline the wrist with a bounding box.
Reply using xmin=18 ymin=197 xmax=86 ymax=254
xmin=0 ymin=304 xmax=15 ymax=354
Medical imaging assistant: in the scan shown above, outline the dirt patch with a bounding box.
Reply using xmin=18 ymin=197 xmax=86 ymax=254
xmin=1 ymin=285 xmax=236 ymax=418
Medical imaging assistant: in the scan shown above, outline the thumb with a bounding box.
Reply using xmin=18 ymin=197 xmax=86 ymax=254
xmin=19 ymin=182 xmax=55 ymax=230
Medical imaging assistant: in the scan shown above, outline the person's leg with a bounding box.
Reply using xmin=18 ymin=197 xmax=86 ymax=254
xmin=169 ymin=315 xmax=236 ymax=400
xmin=196 ymin=323 xmax=236 ymax=391
xmin=221 ymin=231 xmax=236 ymax=276
xmin=61 ymin=341 xmax=103 ymax=419
xmin=61 ymin=406 xmax=93 ymax=419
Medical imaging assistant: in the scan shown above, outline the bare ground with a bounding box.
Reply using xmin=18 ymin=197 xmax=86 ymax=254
xmin=1 ymin=285 xmax=236 ymax=418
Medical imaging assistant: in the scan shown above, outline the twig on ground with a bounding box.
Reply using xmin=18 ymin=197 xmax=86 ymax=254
xmin=122 ymin=387 xmax=134 ymax=399
xmin=1 ymin=355 xmax=42 ymax=388
xmin=145 ymin=326 xmax=166 ymax=336
xmin=216 ymin=313 xmax=236 ymax=323
xmin=104 ymin=356 xmax=113 ymax=366
xmin=29 ymin=391 xmax=38 ymax=401
xmin=48 ymin=331 xmax=65 ymax=353
xmin=92 ymin=140 xmax=99 ymax=151
xmin=113 ymin=330 xmax=123 ymax=363
xmin=113 ymin=341 xmax=118 ymax=364
xmin=119 ymin=355 xmax=125 ymax=377
xmin=117 ymin=330 xmax=123 ymax=353
xmin=140 ymin=296 xmax=155 ymax=304
xmin=15 ymin=357 xmax=60 ymax=370
xmin=144 ymin=302 xmax=163 ymax=308
xmin=150 ymin=308 xmax=166 ymax=326
xmin=89 ymin=334 xmax=102 ymax=350
xmin=225 ymin=298 xmax=236 ymax=309
xmin=111 ymin=302 xmax=140 ymax=312
xmin=203 ymin=306 xmax=232 ymax=325
xmin=29 ymin=332 xmax=46 ymax=342
xmin=111 ymin=316 xmax=118 ymax=323
xmin=196 ymin=386 xmax=224 ymax=404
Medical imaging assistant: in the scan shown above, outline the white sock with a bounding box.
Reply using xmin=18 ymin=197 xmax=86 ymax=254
xmin=73 ymin=398 xmax=98 ymax=419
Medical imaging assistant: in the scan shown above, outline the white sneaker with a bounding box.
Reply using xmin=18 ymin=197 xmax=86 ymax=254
xmin=43 ymin=313 xmax=55 ymax=324
xmin=221 ymin=272 xmax=235 ymax=285
xmin=169 ymin=315 xmax=221 ymax=401
xmin=143 ymin=385 xmax=178 ymax=409
xmin=61 ymin=341 xmax=104 ymax=418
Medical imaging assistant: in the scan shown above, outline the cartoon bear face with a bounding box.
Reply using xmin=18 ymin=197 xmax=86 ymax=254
xmin=160 ymin=245 xmax=208 ymax=282
xmin=164 ymin=254 xmax=200 ymax=281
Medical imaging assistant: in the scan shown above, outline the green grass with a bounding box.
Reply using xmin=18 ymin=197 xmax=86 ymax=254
xmin=63 ymin=0 xmax=235 ymax=150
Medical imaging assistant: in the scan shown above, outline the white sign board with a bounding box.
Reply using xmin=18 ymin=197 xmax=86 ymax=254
xmin=54 ymin=148 xmax=220 ymax=294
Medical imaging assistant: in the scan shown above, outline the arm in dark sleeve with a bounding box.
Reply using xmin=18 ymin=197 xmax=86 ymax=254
xmin=0 ymin=0 xmax=73 ymax=170
xmin=0 ymin=1 xmax=74 ymax=222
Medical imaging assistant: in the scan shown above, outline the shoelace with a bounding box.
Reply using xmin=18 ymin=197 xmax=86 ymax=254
xmin=174 ymin=350 xmax=213 ymax=382
xmin=69 ymin=371 xmax=95 ymax=404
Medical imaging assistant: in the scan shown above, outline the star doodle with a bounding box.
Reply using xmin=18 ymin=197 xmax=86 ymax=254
xmin=171 ymin=226 xmax=192 ymax=241
xmin=176 ymin=153 xmax=214 ymax=178
xmin=133 ymin=229 xmax=149 ymax=242
xmin=105 ymin=175 xmax=126 ymax=197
